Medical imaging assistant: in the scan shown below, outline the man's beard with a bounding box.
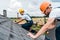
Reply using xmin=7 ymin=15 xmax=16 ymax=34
xmin=45 ymin=12 xmax=50 ymax=17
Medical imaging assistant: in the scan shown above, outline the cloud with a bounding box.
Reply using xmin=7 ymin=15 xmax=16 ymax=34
xmin=8 ymin=0 xmax=22 ymax=12
xmin=27 ymin=3 xmax=36 ymax=11
xmin=7 ymin=0 xmax=46 ymax=17
xmin=7 ymin=0 xmax=23 ymax=17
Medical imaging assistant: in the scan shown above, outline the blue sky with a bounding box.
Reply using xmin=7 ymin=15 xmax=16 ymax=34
xmin=0 ymin=0 xmax=60 ymax=17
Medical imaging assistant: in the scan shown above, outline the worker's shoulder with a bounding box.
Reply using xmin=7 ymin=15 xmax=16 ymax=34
xmin=51 ymin=8 xmax=60 ymax=13
xmin=23 ymin=14 xmax=29 ymax=17
xmin=52 ymin=8 xmax=60 ymax=12
xmin=49 ymin=8 xmax=60 ymax=16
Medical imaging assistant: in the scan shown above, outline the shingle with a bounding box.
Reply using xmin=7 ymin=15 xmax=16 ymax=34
xmin=0 ymin=15 xmax=45 ymax=40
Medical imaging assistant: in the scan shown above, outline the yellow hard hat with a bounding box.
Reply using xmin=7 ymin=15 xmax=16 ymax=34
xmin=18 ymin=8 xmax=24 ymax=13
xmin=40 ymin=1 xmax=51 ymax=13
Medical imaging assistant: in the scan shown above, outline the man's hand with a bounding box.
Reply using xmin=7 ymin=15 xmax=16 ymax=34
xmin=14 ymin=21 xmax=18 ymax=24
xmin=27 ymin=32 xmax=37 ymax=39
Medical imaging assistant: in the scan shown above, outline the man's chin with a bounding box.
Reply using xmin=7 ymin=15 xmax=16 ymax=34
xmin=46 ymin=13 xmax=50 ymax=17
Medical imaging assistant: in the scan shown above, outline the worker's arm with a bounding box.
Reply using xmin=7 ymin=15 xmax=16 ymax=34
xmin=27 ymin=18 xmax=56 ymax=39
xmin=16 ymin=18 xmax=24 ymax=24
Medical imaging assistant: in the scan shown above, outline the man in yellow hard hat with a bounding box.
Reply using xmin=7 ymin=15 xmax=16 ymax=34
xmin=27 ymin=1 xmax=60 ymax=40
xmin=16 ymin=8 xmax=33 ymax=31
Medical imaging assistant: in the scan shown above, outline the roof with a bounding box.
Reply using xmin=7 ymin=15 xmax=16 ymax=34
xmin=0 ymin=15 xmax=45 ymax=40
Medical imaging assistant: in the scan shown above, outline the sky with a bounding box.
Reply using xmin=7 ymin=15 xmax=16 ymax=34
xmin=0 ymin=0 xmax=60 ymax=17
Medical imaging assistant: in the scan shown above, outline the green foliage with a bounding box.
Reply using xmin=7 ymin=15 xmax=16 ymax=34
xmin=31 ymin=25 xmax=42 ymax=32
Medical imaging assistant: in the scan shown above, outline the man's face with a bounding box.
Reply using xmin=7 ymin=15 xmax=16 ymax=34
xmin=44 ymin=6 xmax=52 ymax=16
xmin=20 ymin=11 xmax=24 ymax=15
